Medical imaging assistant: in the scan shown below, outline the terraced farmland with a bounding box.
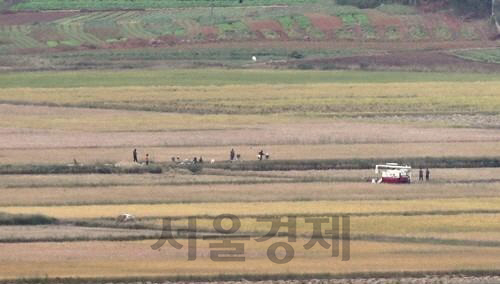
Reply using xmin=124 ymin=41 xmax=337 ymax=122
xmin=0 ymin=3 xmax=490 ymax=54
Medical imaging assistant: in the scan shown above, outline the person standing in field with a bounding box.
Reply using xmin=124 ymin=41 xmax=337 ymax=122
xmin=419 ymin=168 xmax=423 ymax=181
xmin=230 ymin=148 xmax=235 ymax=161
xmin=426 ymin=168 xmax=430 ymax=181
xmin=145 ymin=153 xmax=149 ymax=165
xmin=133 ymin=149 xmax=138 ymax=163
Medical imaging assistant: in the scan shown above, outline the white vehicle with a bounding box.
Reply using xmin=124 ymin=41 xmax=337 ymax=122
xmin=374 ymin=163 xmax=412 ymax=184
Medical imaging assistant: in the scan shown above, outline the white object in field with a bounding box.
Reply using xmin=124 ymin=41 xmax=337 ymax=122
xmin=375 ymin=163 xmax=412 ymax=184
xmin=116 ymin=213 xmax=136 ymax=223
xmin=252 ymin=56 xmax=257 ymax=61
xmin=210 ymin=159 xmax=215 ymax=164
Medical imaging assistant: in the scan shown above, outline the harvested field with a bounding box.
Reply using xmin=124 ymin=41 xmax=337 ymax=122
xmin=1 ymin=141 xmax=499 ymax=164
xmin=1 ymin=124 xmax=499 ymax=149
xmin=1 ymin=167 xmax=499 ymax=188
xmin=0 ymin=115 xmax=499 ymax=148
xmin=3 ymin=197 xmax=500 ymax=219
xmin=0 ymin=240 xmax=499 ymax=279
xmin=0 ymin=172 xmax=289 ymax=189
xmin=172 ymin=214 xmax=500 ymax=244
xmin=0 ymin=225 xmax=159 ymax=242
xmin=2 ymin=181 xmax=500 ymax=206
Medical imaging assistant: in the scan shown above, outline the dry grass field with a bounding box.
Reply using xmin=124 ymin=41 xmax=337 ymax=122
xmin=3 ymin=197 xmax=500 ymax=219
xmin=1 ymin=82 xmax=500 ymax=116
xmin=1 ymin=180 xmax=500 ymax=206
xmin=1 ymin=141 xmax=499 ymax=165
xmin=0 ymin=240 xmax=499 ymax=279
xmin=184 ymin=214 xmax=500 ymax=236
xmin=0 ymin=69 xmax=499 ymax=281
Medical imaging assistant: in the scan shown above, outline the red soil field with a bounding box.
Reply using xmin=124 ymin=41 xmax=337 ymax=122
xmin=306 ymin=13 xmax=343 ymax=32
xmin=247 ymin=20 xmax=287 ymax=40
xmin=201 ymin=26 xmax=218 ymax=41
xmin=306 ymin=13 xmax=343 ymax=39
xmin=366 ymin=10 xmax=404 ymax=39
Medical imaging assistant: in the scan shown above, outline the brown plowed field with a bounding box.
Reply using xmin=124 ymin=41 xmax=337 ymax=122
xmin=288 ymin=50 xmax=500 ymax=72
xmin=247 ymin=20 xmax=288 ymax=40
xmin=306 ymin=13 xmax=343 ymax=39
xmin=365 ymin=10 xmax=404 ymax=39
xmin=0 ymin=11 xmax=76 ymax=25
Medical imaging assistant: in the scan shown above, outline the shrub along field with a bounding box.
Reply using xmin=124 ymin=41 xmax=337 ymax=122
xmin=0 ymin=67 xmax=499 ymax=281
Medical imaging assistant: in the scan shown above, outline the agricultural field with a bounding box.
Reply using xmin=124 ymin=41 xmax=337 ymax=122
xmin=1 ymin=0 xmax=500 ymax=282
xmin=0 ymin=66 xmax=499 ymax=283
xmin=453 ymin=48 xmax=500 ymax=64
xmin=0 ymin=0 xmax=497 ymax=72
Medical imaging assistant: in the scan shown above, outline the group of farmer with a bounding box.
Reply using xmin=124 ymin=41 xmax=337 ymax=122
xmin=132 ymin=148 xmax=149 ymax=165
xmin=134 ymin=149 xmax=206 ymax=165
xmin=230 ymin=148 xmax=270 ymax=161
xmin=132 ymin=148 xmax=272 ymax=165
xmin=418 ymin=168 xmax=430 ymax=181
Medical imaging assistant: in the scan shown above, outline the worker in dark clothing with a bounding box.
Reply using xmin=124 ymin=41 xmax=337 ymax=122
xmin=425 ymin=168 xmax=430 ymax=181
xmin=419 ymin=168 xmax=423 ymax=181
xmin=145 ymin=153 xmax=149 ymax=165
xmin=258 ymin=149 xmax=264 ymax=160
xmin=133 ymin=149 xmax=138 ymax=163
xmin=230 ymin=148 xmax=235 ymax=161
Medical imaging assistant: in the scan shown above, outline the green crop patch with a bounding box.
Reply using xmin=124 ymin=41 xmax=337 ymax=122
xmin=409 ymin=25 xmax=428 ymax=40
xmin=216 ymin=21 xmax=249 ymax=39
xmin=338 ymin=12 xmax=369 ymax=27
xmin=453 ymin=48 xmax=500 ymax=64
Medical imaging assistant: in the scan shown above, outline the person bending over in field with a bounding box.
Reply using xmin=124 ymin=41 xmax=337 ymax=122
xmin=258 ymin=150 xmax=264 ymax=160
xmin=419 ymin=168 xmax=423 ymax=181
xmin=426 ymin=168 xmax=430 ymax=181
